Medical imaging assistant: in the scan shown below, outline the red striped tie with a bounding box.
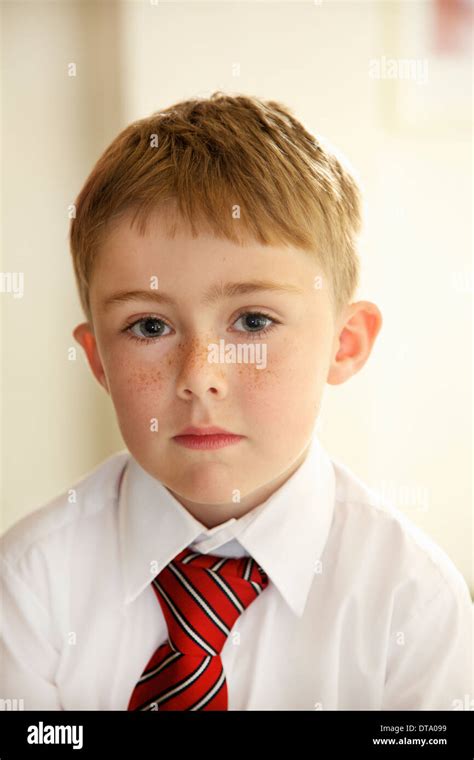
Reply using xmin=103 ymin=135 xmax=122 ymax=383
xmin=127 ymin=546 xmax=269 ymax=711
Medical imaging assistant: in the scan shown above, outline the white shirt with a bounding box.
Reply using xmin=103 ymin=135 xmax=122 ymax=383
xmin=1 ymin=434 xmax=472 ymax=711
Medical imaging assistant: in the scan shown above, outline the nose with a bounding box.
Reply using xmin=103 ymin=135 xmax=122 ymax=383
xmin=175 ymin=334 xmax=228 ymax=401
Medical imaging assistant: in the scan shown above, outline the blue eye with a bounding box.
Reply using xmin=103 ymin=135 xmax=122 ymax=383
xmin=232 ymin=312 xmax=277 ymax=338
xmin=123 ymin=317 xmax=171 ymax=343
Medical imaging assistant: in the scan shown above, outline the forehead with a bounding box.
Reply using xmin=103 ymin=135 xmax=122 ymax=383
xmin=90 ymin=206 xmax=325 ymax=307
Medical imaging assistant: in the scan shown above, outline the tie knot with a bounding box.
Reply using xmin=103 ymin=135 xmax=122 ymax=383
xmin=152 ymin=547 xmax=269 ymax=657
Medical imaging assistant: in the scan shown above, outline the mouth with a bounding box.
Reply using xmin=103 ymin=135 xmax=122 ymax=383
xmin=172 ymin=426 xmax=245 ymax=450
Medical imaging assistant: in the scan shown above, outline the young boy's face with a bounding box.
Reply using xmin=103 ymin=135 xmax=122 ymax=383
xmin=74 ymin=207 xmax=381 ymax=526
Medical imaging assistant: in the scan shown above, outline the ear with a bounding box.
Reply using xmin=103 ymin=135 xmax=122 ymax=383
xmin=73 ymin=322 xmax=110 ymax=393
xmin=327 ymin=301 xmax=383 ymax=386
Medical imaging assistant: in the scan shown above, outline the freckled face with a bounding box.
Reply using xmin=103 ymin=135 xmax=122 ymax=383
xmin=88 ymin=209 xmax=336 ymax=506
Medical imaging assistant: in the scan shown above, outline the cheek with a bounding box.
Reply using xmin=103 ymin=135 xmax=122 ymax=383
xmin=106 ymin=354 xmax=169 ymax=417
xmin=235 ymin=348 xmax=306 ymax=408
xmin=237 ymin=340 xmax=326 ymax=419
xmin=235 ymin=362 xmax=279 ymax=417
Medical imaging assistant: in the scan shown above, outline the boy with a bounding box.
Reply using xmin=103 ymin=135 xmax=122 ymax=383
xmin=1 ymin=93 xmax=472 ymax=711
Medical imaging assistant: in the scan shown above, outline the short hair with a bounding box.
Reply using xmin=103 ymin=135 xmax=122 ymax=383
xmin=69 ymin=92 xmax=362 ymax=323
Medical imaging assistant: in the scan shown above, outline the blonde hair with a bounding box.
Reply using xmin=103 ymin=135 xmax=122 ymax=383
xmin=69 ymin=92 xmax=362 ymax=323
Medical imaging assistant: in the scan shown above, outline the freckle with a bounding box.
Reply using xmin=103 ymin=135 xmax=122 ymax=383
xmin=129 ymin=367 xmax=163 ymax=389
xmin=240 ymin=361 xmax=272 ymax=388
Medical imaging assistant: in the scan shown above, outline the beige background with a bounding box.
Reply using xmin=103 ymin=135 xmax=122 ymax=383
xmin=1 ymin=1 xmax=472 ymax=596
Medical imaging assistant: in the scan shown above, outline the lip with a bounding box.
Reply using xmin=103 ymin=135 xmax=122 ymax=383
xmin=176 ymin=426 xmax=235 ymax=436
xmin=172 ymin=426 xmax=245 ymax=450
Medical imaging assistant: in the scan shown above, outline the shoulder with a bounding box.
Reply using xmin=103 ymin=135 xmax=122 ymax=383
xmin=0 ymin=449 xmax=130 ymax=574
xmin=329 ymin=455 xmax=472 ymax=619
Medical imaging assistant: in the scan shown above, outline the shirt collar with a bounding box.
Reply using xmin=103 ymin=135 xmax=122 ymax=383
xmin=118 ymin=433 xmax=335 ymax=617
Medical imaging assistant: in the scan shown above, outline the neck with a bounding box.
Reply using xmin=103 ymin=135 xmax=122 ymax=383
xmin=165 ymin=442 xmax=312 ymax=529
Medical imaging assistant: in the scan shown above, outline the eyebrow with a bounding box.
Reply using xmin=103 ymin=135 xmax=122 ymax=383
xmin=101 ymin=279 xmax=305 ymax=311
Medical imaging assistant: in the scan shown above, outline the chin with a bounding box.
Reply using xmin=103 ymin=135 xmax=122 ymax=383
xmin=171 ymin=463 xmax=241 ymax=504
xmin=169 ymin=481 xmax=236 ymax=506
